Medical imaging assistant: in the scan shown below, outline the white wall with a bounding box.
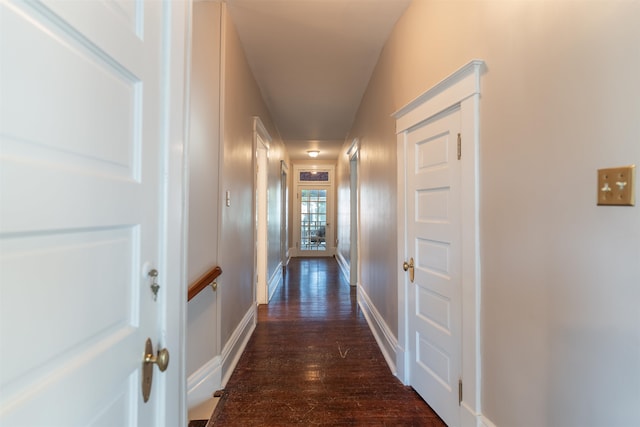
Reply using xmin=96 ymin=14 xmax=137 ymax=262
xmin=338 ymin=1 xmax=640 ymax=425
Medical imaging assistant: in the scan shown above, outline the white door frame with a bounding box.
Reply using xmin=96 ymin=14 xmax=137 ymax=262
xmin=280 ymin=160 xmax=289 ymax=269
xmin=394 ymin=60 xmax=484 ymax=426
xmin=347 ymin=139 xmax=360 ymax=287
xmin=162 ymin=2 xmax=190 ymax=424
xmin=253 ymin=117 xmax=271 ymax=305
xmin=291 ymin=164 xmax=335 ymax=257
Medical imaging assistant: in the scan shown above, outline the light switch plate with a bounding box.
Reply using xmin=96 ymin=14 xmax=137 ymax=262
xmin=597 ymin=165 xmax=635 ymax=206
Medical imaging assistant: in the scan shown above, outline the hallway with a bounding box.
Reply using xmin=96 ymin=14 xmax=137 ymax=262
xmin=210 ymin=257 xmax=446 ymax=426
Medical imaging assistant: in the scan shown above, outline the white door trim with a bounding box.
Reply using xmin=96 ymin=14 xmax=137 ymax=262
xmin=394 ymin=59 xmax=484 ymax=426
xmin=253 ymin=117 xmax=271 ymax=305
xmin=280 ymin=160 xmax=290 ymax=267
xmin=161 ymin=1 xmax=191 ymax=424
xmin=348 ymin=138 xmax=360 ymax=287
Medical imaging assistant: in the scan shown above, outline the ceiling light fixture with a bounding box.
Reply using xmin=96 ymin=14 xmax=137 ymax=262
xmin=307 ymin=150 xmax=320 ymax=158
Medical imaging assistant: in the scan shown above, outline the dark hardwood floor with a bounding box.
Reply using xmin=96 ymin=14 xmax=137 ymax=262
xmin=210 ymin=257 xmax=446 ymax=426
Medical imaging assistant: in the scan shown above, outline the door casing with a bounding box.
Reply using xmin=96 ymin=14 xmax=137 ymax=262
xmin=280 ymin=160 xmax=289 ymax=268
xmin=348 ymin=139 xmax=360 ymax=287
xmin=394 ymin=60 xmax=484 ymax=427
xmin=253 ymin=117 xmax=271 ymax=305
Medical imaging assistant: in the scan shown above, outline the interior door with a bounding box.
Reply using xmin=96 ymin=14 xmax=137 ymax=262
xmin=405 ymin=107 xmax=462 ymax=426
xmin=300 ymin=188 xmax=327 ymax=251
xmin=0 ymin=1 xmax=181 ymax=425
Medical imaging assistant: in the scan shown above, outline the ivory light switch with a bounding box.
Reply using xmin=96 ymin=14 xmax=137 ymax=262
xmin=597 ymin=165 xmax=635 ymax=206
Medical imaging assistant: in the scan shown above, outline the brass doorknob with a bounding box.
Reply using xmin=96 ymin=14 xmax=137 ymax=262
xmin=145 ymin=346 xmax=170 ymax=372
xmin=402 ymin=258 xmax=415 ymax=283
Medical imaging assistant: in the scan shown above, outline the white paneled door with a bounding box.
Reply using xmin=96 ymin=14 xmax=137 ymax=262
xmin=405 ymin=108 xmax=462 ymax=426
xmin=0 ymin=1 xmax=185 ymax=425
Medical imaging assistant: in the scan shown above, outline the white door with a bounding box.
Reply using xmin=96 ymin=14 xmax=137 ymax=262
xmin=405 ymin=108 xmax=462 ymax=426
xmin=0 ymin=1 xmax=185 ymax=425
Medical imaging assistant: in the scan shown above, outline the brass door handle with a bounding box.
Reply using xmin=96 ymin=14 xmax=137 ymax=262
xmin=402 ymin=257 xmax=415 ymax=283
xmin=142 ymin=338 xmax=170 ymax=402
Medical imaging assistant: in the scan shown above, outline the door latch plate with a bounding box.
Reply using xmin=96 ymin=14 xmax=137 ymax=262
xmin=142 ymin=338 xmax=153 ymax=402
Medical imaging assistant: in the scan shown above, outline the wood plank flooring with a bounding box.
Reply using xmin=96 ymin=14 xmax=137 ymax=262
xmin=210 ymin=257 xmax=447 ymax=426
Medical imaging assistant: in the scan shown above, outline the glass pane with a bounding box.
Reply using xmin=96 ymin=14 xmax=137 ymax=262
xmin=300 ymin=171 xmax=329 ymax=182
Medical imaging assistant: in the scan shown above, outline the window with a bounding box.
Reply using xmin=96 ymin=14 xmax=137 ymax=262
xmin=299 ymin=171 xmax=329 ymax=182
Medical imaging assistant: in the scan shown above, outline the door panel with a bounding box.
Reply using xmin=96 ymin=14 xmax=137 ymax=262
xmin=406 ymin=108 xmax=461 ymax=426
xmin=0 ymin=1 xmax=172 ymax=425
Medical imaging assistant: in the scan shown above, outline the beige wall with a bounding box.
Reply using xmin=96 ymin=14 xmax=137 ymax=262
xmin=339 ymin=1 xmax=640 ymax=425
xmin=218 ymin=4 xmax=287 ymax=349
xmin=186 ymin=2 xmax=288 ymax=392
xmin=339 ymin=64 xmax=400 ymax=334
xmin=186 ymin=1 xmax=222 ymax=378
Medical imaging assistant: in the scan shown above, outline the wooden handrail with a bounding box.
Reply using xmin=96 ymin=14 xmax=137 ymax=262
xmin=188 ymin=266 xmax=222 ymax=302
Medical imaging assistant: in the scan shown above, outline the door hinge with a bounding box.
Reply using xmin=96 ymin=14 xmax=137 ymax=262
xmin=457 ymin=133 xmax=462 ymax=160
xmin=458 ymin=378 xmax=463 ymax=405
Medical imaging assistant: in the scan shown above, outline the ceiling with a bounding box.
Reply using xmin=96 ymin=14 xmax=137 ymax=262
xmin=226 ymin=0 xmax=411 ymax=160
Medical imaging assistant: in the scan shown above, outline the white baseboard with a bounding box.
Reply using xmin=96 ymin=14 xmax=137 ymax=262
xmin=220 ymin=304 xmax=256 ymax=387
xmin=335 ymin=252 xmax=350 ymax=285
xmin=458 ymin=402 xmax=497 ymax=427
xmin=268 ymin=262 xmax=283 ymax=302
xmin=186 ymin=355 xmax=222 ymax=409
xmin=187 ymin=304 xmax=259 ymax=409
xmin=357 ymin=284 xmax=398 ymax=375
xmin=479 ymin=414 xmax=498 ymax=427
